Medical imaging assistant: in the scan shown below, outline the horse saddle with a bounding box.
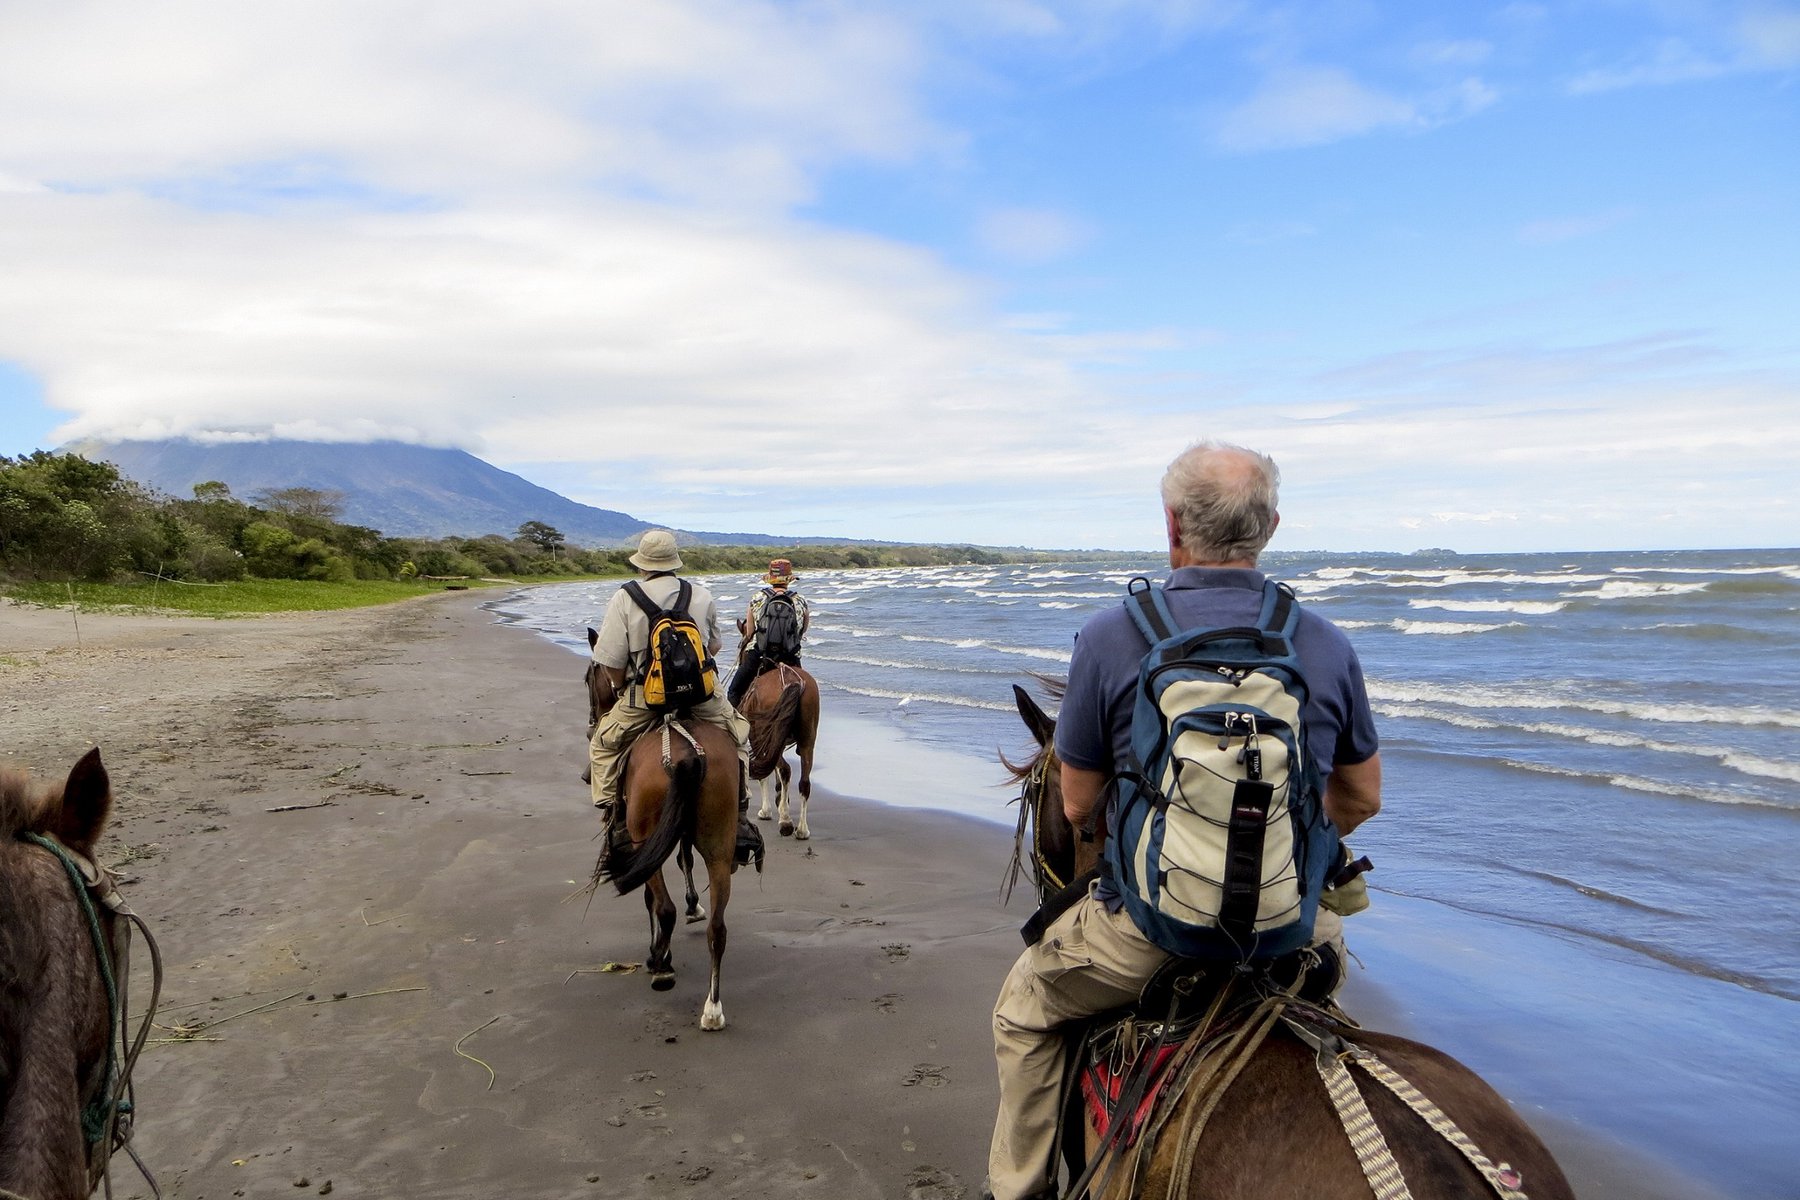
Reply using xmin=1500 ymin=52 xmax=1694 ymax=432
xmin=1072 ymin=947 xmax=1345 ymax=1151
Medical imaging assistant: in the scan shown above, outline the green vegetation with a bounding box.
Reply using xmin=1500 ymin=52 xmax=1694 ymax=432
xmin=3 ymin=576 xmax=494 ymax=615
xmin=1 ymin=449 xmax=1126 ymax=614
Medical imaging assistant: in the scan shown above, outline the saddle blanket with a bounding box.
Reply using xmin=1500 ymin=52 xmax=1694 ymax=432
xmin=1080 ymin=1038 xmax=1184 ymax=1147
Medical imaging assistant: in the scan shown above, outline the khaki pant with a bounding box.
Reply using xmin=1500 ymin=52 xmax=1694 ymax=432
xmin=986 ymin=892 xmax=1345 ymax=1200
xmin=588 ymin=687 xmax=752 ymax=809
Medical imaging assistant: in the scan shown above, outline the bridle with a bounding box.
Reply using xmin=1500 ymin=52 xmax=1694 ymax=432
xmin=1004 ymin=748 xmax=1067 ymax=904
xmin=19 ymin=832 xmax=164 ymax=1200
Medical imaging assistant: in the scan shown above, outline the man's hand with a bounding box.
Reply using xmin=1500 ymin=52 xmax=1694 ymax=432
xmin=1324 ymin=753 xmax=1381 ymax=835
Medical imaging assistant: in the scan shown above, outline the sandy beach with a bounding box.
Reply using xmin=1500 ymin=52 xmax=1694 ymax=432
xmin=0 ymin=591 xmax=1707 ymax=1200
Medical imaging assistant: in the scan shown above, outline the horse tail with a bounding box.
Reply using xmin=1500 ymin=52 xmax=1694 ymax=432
xmin=605 ymin=754 xmax=705 ymax=895
xmin=749 ymin=683 xmax=804 ymax=778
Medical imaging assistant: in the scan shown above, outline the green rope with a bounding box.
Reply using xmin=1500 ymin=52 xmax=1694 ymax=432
xmin=21 ymin=832 xmax=121 ymax=1147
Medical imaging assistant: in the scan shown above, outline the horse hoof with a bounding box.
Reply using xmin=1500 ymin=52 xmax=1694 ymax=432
xmin=794 ymin=827 xmax=810 ymax=841
xmin=685 ymin=908 xmax=706 ymax=924
xmin=700 ymin=1002 xmax=725 ymax=1031
xmin=756 ymin=810 xmax=772 ymax=821
xmin=779 ymin=821 xmax=794 ymax=837
xmin=651 ymin=972 xmax=676 ymax=992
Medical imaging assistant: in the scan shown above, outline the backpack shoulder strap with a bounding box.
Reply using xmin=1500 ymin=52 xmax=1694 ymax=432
xmin=622 ymin=579 xmax=661 ymax=620
xmin=1124 ymin=576 xmax=1178 ymax=646
xmin=1255 ymin=578 xmax=1300 ymax=638
xmin=670 ymin=578 xmax=693 ymax=618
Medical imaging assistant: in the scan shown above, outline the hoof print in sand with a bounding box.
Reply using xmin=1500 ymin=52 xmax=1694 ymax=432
xmin=881 ymin=943 xmax=911 ymax=961
xmin=873 ymin=993 xmax=899 ymax=1014
xmin=905 ymin=1166 xmax=965 ymax=1199
xmin=900 ymin=1063 xmax=948 ymax=1088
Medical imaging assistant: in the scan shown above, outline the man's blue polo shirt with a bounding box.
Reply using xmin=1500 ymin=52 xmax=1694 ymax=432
xmin=1054 ymin=565 xmax=1379 ymax=828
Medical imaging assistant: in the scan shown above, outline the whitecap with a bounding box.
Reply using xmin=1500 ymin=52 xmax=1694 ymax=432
xmin=1372 ymin=703 xmax=1800 ymax=784
xmin=1563 ymin=580 xmax=1711 ymax=599
xmin=1409 ymin=599 xmax=1567 ymax=615
xmin=1366 ymin=679 xmax=1800 ymax=730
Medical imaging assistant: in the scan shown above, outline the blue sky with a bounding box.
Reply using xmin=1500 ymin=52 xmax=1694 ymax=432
xmin=1 ymin=1 xmax=1795 ymax=551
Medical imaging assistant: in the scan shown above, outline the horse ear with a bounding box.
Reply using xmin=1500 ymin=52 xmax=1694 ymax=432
xmin=587 ymin=627 xmax=599 ymax=650
xmin=1013 ymin=685 xmax=1057 ymax=749
xmin=54 ymin=747 xmax=112 ymax=857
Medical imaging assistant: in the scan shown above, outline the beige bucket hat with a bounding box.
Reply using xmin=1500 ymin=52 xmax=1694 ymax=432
xmin=628 ymin=529 xmax=683 ymax=572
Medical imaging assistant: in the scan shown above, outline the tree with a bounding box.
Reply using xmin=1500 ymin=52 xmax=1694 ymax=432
xmin=252 ymin=486 xmax=346 ymax=522
xmin=192 ymin=480 xmax=233 ymax=501
xmin=517 ymin=520 xmax=567 ymax=557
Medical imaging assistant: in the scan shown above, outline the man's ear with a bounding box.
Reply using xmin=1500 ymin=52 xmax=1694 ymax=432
xmin=1165 ymin=507 xmax=1183 ymax=548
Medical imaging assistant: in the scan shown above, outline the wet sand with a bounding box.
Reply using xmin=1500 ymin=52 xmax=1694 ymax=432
xmin=0 ymin=593 xmax=1707 ymax=1199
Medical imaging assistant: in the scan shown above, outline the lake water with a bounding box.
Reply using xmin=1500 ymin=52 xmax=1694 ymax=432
xmin=492 ymin=548 xmax=1800 ymax=1198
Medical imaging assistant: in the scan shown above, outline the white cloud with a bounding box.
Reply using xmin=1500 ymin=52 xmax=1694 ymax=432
xmin=1567 ymin=9 xmax=1800 ymax=96
xmin=1517 ymin=207 xmax=1636 ymax=246
xmin=976 ymin=206 xmax=1092 ymax=262
xmin=1212 ymin=65 xmax=1494 ymax=152
xmin=1414 ymin=38 xmax=1493 ymax=67
xmin=1215 ymin=66 xmax=1417 ymax=150
xmin=1739 ymin=6 xmax=1800 ymax=66
xmin=5 ymin=187 xmax=1160 ymax=496
xmin=0 ymin=1 xmax=938 ymax=208
xmin=1568 ymin=37 xmax=1727 ymax=93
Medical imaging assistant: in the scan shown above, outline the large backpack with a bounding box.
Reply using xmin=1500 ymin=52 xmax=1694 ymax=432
xmin=757 ymin=589 xmax=803 ymax=664
xmin=622 ymin=579 xmax=716 ymax=712
xmin=1102 ymin=577 xmax=1340 ymax=961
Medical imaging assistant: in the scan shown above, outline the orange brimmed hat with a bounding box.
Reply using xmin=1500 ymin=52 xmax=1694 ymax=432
xmin=764 ymin=558 xmax=795 ymax=584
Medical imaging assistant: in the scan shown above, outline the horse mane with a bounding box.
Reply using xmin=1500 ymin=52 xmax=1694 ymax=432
xmin=1029 ymin=671 xmax=1066 ymax=703
xmin=0 ymin=769 xmax=54 ymax=839
xmin=998 ymin=745 xmax=1046 ymax=787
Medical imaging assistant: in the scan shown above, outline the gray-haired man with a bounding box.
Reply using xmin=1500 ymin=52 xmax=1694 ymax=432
xmin=983 ymin=442 xmax=1383 ymax=1200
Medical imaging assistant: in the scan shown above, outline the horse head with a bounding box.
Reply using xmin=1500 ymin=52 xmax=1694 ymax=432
xmin=1003 ymin=682 xmax=1082 ymax=906
xmin=0 ymin=748 xmax=158 ymax=1200
xmin=584 ymin=627 xmax=617 ymax=733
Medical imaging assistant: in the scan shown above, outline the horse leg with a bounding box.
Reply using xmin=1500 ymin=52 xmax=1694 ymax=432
xmin=777 ymin=758 xmax=795 ymax=837
xmin=754 ymin=771 xmax=774 ymax=822
xmin=700 ymin=852 xmax=732 ymax=1031
xmin=644 ymin=871 xmax=678 ymax=991
xmin=792 ymin=745 xmax=813 ymax=840
xmin=677 ymin=841 xmax=705 ymax=923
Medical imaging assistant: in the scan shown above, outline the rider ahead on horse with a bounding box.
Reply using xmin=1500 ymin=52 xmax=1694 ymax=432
xmin=727 ymin=558 xmax=811 ymax=708
xmin=588 ymin=531 xmax=755 ymax=827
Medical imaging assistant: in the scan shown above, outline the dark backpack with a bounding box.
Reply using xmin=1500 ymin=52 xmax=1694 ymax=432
xmin=757 ymin=589 xmax=802 ymax=664
xmin=622 ymin=579 xmax=715 ymax=711
xmin=1102 ymin=577 xmax=1339 ymax=961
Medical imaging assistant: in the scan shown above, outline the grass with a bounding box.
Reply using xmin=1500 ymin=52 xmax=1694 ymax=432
xmin=1 ymin=576 xmax=512 ymax=616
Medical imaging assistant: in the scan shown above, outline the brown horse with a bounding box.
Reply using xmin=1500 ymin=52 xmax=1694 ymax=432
xmin=1003 ymin=683 xmax=1574 ymax=1200
xmin=739 ymin=662 xmax=819 ymax=840
xmin=585 ymin=635 xmax=742 ymax=1030
xmin=585 ymin=630 xmax=704 ymax=923
xmin=0 ymin=749 xmax=161 ymax=1200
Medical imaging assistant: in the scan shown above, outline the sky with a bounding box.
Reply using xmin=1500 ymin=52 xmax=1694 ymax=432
xmin=0 ymin=1 xmax=1796 ymax=553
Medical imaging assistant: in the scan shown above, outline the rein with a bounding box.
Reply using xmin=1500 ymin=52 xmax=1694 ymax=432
xmin=660 ymin=717 xmax=705 ymax=772
xmin=19 ymin=832 xmax=163 ymax=1200
xmin=1282 ymin=1013 xmax=1530 ymax=1200
xmin=1004 ymin=750 xmax=1064 ymax=904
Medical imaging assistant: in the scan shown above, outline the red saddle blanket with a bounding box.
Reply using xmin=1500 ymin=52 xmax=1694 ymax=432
xmin=1079 ymin=1040 xmax=1185 ymax=1147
